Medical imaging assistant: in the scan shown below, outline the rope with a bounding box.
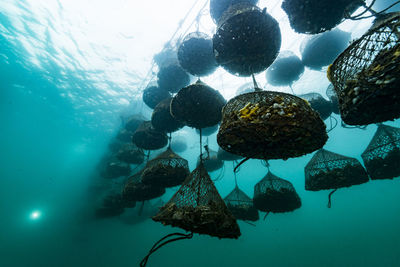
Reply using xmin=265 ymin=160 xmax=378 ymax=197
xmin=349 ymin=0 xmax=400 ymax=20
xmin=263 ymin=211 xmax=270 ymax=221
xmin=140 ymin=232 xmax=194 ymax=267
xmin=327 ymin=189 xmax=337 ymax=208
xmin=346 ymin=0 xmax=377 ymax=19
xmin=289 ymin=84 xmax=295 ymax=95
xmin=199 ymin=128 xmax=203 ymax=163
xmin=234 ymin=157 xmax=250 ymax=173
xmin=252 ymin=74 xmax=261 ymax=91
xmin=327 ymin=115 xmax=338 ymax=133
xmin=168 ymin=133 xmax=172 ymax=149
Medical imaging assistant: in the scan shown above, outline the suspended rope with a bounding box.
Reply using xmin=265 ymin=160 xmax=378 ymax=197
xmin=327 ymin=189 xmax=337 ymax=208
xmin=252 ymin=73 xmax=261 ymax=91
xmin=327 ymin=116 xmax=338 ymax=133
xmin=349 ymin=0 xmax=400 ymax=20
xmin=263 ymin=211 xmax=270 ymax=221
xmin=234 ymin=157 xmax=251 ymax=173
xmin=168 ymin=133 xmax=172 ymax=149
xmin=346 ymin=0 xmax=377 ymax=19
xmin=289 ymin=84 xmax=295 ymax=95
xmin=341 ymin=121 xmax=368 ymax=130
xmin=199 ymin=128 xmax=203 ymax=164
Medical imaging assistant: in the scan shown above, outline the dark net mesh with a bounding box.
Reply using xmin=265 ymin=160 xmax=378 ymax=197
xmin=299 ymin=93 xmax=333 ymax=121
xmin=217 ymin=147 xmax=242 ymax=161
xmin=157 ymin=63 xmax=191 ymax=93
xmin=217 ymin=91 xmax=328 ymax=160
xmin=329 ymin=13 xmax=400 ymax=125
xmin=177 ymin=32 xmax=217 ymax=77
xmin=153 ymin=163 xmax=241 ymax=239
xmin=253 ymin=171 xmax=301 ymax=213
xmin=170 ymin=80 xmax=226 ymax=129
xmin=265 ymin=51 xmax=304 ymax=87
xmin=224 ymin=186 xmax=259 ymax=221
xmin=151 ymin=97 xmax=184 ymax=133
xmin=213 ymin=3 xmax=281 ymax=76
xmin=361 ymin=124 xmax=400 ymax=180
xmin=197 ymin=149 xmax=224 ymax=172
xmin=116 ymin=143 xmax=145 ymax=164
xmin=281 ymin=0 xmax=364 ymax=34
xmin=132 ymin=121 xmax=168 ymax=150
xmin=210 ymin=0 xmax=259 ymax=23
xmin=305 ymin=149 xmax=369 ymax=191
xmin=143 ymin=85 xmax=171 ymax=109
xmin=100 ymin=157 xmax=131 ymax=179
xmin=122 ymin=171 xmax=166 ymax=202
xmin=125 ymin=114 xmax=146 ymax=132
xmin=141 ymin=148 xmax=190 ymax=188
xmin=326 ymin=84 xmax=340 ymax=115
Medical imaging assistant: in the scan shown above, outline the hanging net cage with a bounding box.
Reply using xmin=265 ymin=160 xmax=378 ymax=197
xmin=328 ymin=12 xmax=400 ymax=125
xmin=213 ymin=2 xmax=281 ymax=76
xmin=217 ymin=91 xmax=328 ymax=160
xmin=210 ymin=0 xmax=259 ymax=24
xmin=125 ymin=114 xmax=146 ymax=132
xmin=116 ymin=143 xmax=145 ymax=165
xmin=281 ymin=0 xmax=365 ymax=34
xmin=157 ymin=63 xmax=191 ymax=93
xmin=305 ymin=149 xmax=369 ymax=191
xmin=265 ymin=51 xmax=305 ymax=87
xmin=151 ymin=97 xmax=184 ymax=133
xmin=100 ymin=157 xmax=131 ymax=179
xmin=122 ymin=171 xmax=166 ymax=202
xmin=224 ymin=185 xmax=259 ymax=221
xmin=253 ymin=171 xmax=301 ymax=213
xmin=170 ymin=80 xmax=226 ymax=129
xmin=132 ymin=121 xmax=168 ymax=150
xmin=141 ymin=148 xmax=190 ymax=188
xmin=299 ymin=93 xmax=333 ymax=121
xmin=361 ymin=124 xmax=400 ymax=180
xmin=95 ymin=193 xmax=126 ymax=219
xmin=143 ymin=85 xmax=171 ymax=109
xmin=153 ymin=163 xmax=241 ymax=239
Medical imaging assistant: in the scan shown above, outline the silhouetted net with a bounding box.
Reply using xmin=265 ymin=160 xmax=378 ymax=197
xmin=151 ymin=97 xmax=184 ymax=133
xmin=224 ymin=186 xmax=259 ymax=221
xmin=143 ymin=85 xmax=171 ymax=109
xmin=132 ymin=121 xmax=168 ymax=150
xmin=122 ymin=171 xmax=166 ymax=202
xmin=116 ymin=143 xmax=145 ymax=164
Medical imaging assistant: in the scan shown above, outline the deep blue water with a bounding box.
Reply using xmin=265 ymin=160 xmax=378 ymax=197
xmin=1 ymin=1 xmax=400 ymax=266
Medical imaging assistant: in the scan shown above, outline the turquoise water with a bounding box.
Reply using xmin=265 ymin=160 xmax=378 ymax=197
xmin=1 ymin=1 xmax=400 ymax=266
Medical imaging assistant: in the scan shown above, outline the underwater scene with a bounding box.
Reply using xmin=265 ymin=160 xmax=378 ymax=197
xmin=1 ymin=0 xmax=400 ymax=266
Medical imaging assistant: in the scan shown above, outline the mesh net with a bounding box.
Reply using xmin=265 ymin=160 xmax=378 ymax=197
xmin=281 ymin=0 xmax=364 ymax=34
xmin=213 ymin=3 xmax=281 ymax=76
xmin=141 ymin=148 xmax=190 ymax=188
xmin=132 ymin=121 xmax=168 ymax=150
xmin=253 ymin=171 xmax=301 ymax=213
xmin=116 ymin=143 xmax=145 ymax=164
xmin=217 ymin=91 xmax=328 ymax=159
xmin=305 ymin=149 xmax=369 ymax=191
xmin=210 ymin=0 xmax=259 ymax=23
xmin=153 ymin=163 xmax=241 ymax=239
xmin=101 ymin=158 xmax=131 ymax=179
xmin=125 ymin=114 xmax=146 ymax=132
xmin=329 ymin=13 xmax=400 ymax=125
xmin=265 ymin=51 xmax=305 ymax=86
xmin=170 ymin=80 xmax=226 ymax=129
xmin=299 ymin=93 xmax=333 ymax=120
xmin=177 ymin=32 xmax=217 ymax=77
xmin=224 ymin=186 xmax=259 ymax=221
xmin=151 ymin=97 xmax=184 ymax=133
xmin=143 ymin=85 xmax=171 ymax=109
xmin=157 ymin=63 xmax=191 ymax=93
xmin=122 ymin=171 xmax=166 ymax=202
xmin=326 ymin=84 xmax=340 ymax=115
xmin=361 ymin=124 xmax=400 ymax=180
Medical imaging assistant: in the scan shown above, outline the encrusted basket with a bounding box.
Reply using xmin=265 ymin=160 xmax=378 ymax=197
xmin=143 ymin=85 xmax=171 ymax=109
xmin=151 ymin=97 xmax=184 ymax=133
xmin=122 ymin=171 xmax=166 ymax=202
xmin=132 ymin=121 xmax=168 ymax=150
xmin=224 ymin=185 xmax=259 ymax=221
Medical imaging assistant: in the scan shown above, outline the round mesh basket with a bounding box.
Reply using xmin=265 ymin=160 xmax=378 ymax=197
xmin=326 ymin=84 xmax=340 ymax=115
xmin=101 ymin=158 xmax=131 ymax=179
xmin=152 ymin=163 xmax=241 ymax=239
xmin=301 ymin=29 xmax=351 ymax=70
xmin=125 ymin=114 xmax=146 ymax=132
xmin=116 ymin=143 xmax=145 ymax=164
xmin=305 ymin=149 xmax=369 ymax=191
xmin=210 ymin=0 xmax=259 ymax=23
xmin=217 ymin=147 xmax=242 ymax=161
xmin=361 ymin=124 xmax=400 ymax=180
xmin=328 ymin=13 xmax=400 ymax=125
xmin=141 ymin=148 xmax=190 ymax=188
xmin=151 ymin=97 xmax=184 ymax=133
xmin=122 ymin=171 xmax=166 ymax=202
xmin=217 ymin=91 xmax=328 ymax=160
xmin=170 ymin=80 xmax=226 ymax=129
xmin=154 ymin=48 xmax=179 ymax=69
xmin=177 ymin=32 xmax=217 ymax=77
xmin=116 ymin=128 xmax=133 ymax=143
xmin=197 ymin=148 xmax=224 ymax=172
xmin=281 ymin=0 xmax=364 ymax=34
xmin=224 ymin=185 xmax=259 ymax=221
xmin=266 ymin=51 xmax=304 ymax=86
xmin=143 ymin=85 xmax=171 ymax=109
xmin=253 ymin=171 xmax=301 ymax=213
xmin=299 ymin=93 xmax=333 ymax=121
xmin=157 ymin=63 xmax=191 ymax=93
xmin=132 ymin=121 xmax=168 ymax=150
xmin=213 ymin=3 xmax=281 ymax=76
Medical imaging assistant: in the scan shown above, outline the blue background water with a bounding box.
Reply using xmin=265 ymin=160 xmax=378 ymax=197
xmin=1 ymin=0 xmax=400 ymax=266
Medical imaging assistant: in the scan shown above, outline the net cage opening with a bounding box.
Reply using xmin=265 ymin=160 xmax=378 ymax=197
xmin=224 ymin=186 xmax=259 ymax=221
xmin=281 ymin=0 xmax=365 ymax=34
xmin=299 ymin=93 xmax=333 ymax=121
xmin=153 ymin=163 xmax=241 ymax=239
xmin=116 ymin=143 xmax=145 ymax=165
xmin=305 ymin=149 xmax=369 ymax=191
xmin=217 ymin=91 xmax=328 ymax=160
xmin=210 ymin=0 xmax=259 ymax=24
xmin=178 ymin=32 xmax=218 ymax=77
xmin=328 ymin=12 xmax=400 ymax=125
xmin=361 ymin=124 xmax=400 ymax=180
xmin=143 ymin=85 xmax=171 ymax=109
xmin=213 ymin=2 xmax=281 ymax=76
xmin=253 ymin=171 xmax=301 ymax=213
xmin=265 ymin=51 xmax=305 ymax=87
xmin=157 ymin=63 xmax=191 ymax=93
xmin=170 ymin=80 xmax=226 ymax=129
xmin=141 ymin=148 xmax=190 ymax=188
xmin=122 ymin=171 xmax=166 ymax=202
xmin=151 ymin=97 xmax=184 ymax=133
xmin=132 ymin=121 xmax=168 ymax=150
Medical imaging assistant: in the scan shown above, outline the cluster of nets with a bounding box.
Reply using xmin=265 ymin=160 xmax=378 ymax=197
xmin=329 ymin=13 xmax=400 ymax=125
xmin=153 ymin=163 xmax=241 ymax=239
xmin=116 ymin=128 xmax=134 ymax=143
xmin=143 ymin=85 xmax=171 ymax=109
xmin=141 ymin=148 xmax=190 ymax=188
xmin=253 ymin=171 xmax=301 ymax=213
xmin=213 ymin=2 xmax=281 ymax=76
xmin=299 ymin=93 xmax=333 ymax=120
xmin=265 ymin=51 xmax=304 ymax=87
xmin=122 ymin=171 xmax=166 ymax=202
xmin=151 ymin=97 xmax=184 ymax=133
xmin=125 ymin=114 xmax=146 ymax=132
xmin=224 ymin=185 xmax=259 ymax=221
xmin=217 ymin=91 xmax=328 ymax=160
xmin=361 ymin=124 xmax=400 ymax=180
xmin=116 ymin=143 xmax=145 ymax=164
xmin=305 ymin=149 xmax=369 ymax=191
xmin=132 ymin=121 xmax=168 ymax=150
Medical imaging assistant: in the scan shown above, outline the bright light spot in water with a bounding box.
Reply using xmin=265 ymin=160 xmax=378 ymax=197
xmin=30 ymin=210 xmax=41 ymax=220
